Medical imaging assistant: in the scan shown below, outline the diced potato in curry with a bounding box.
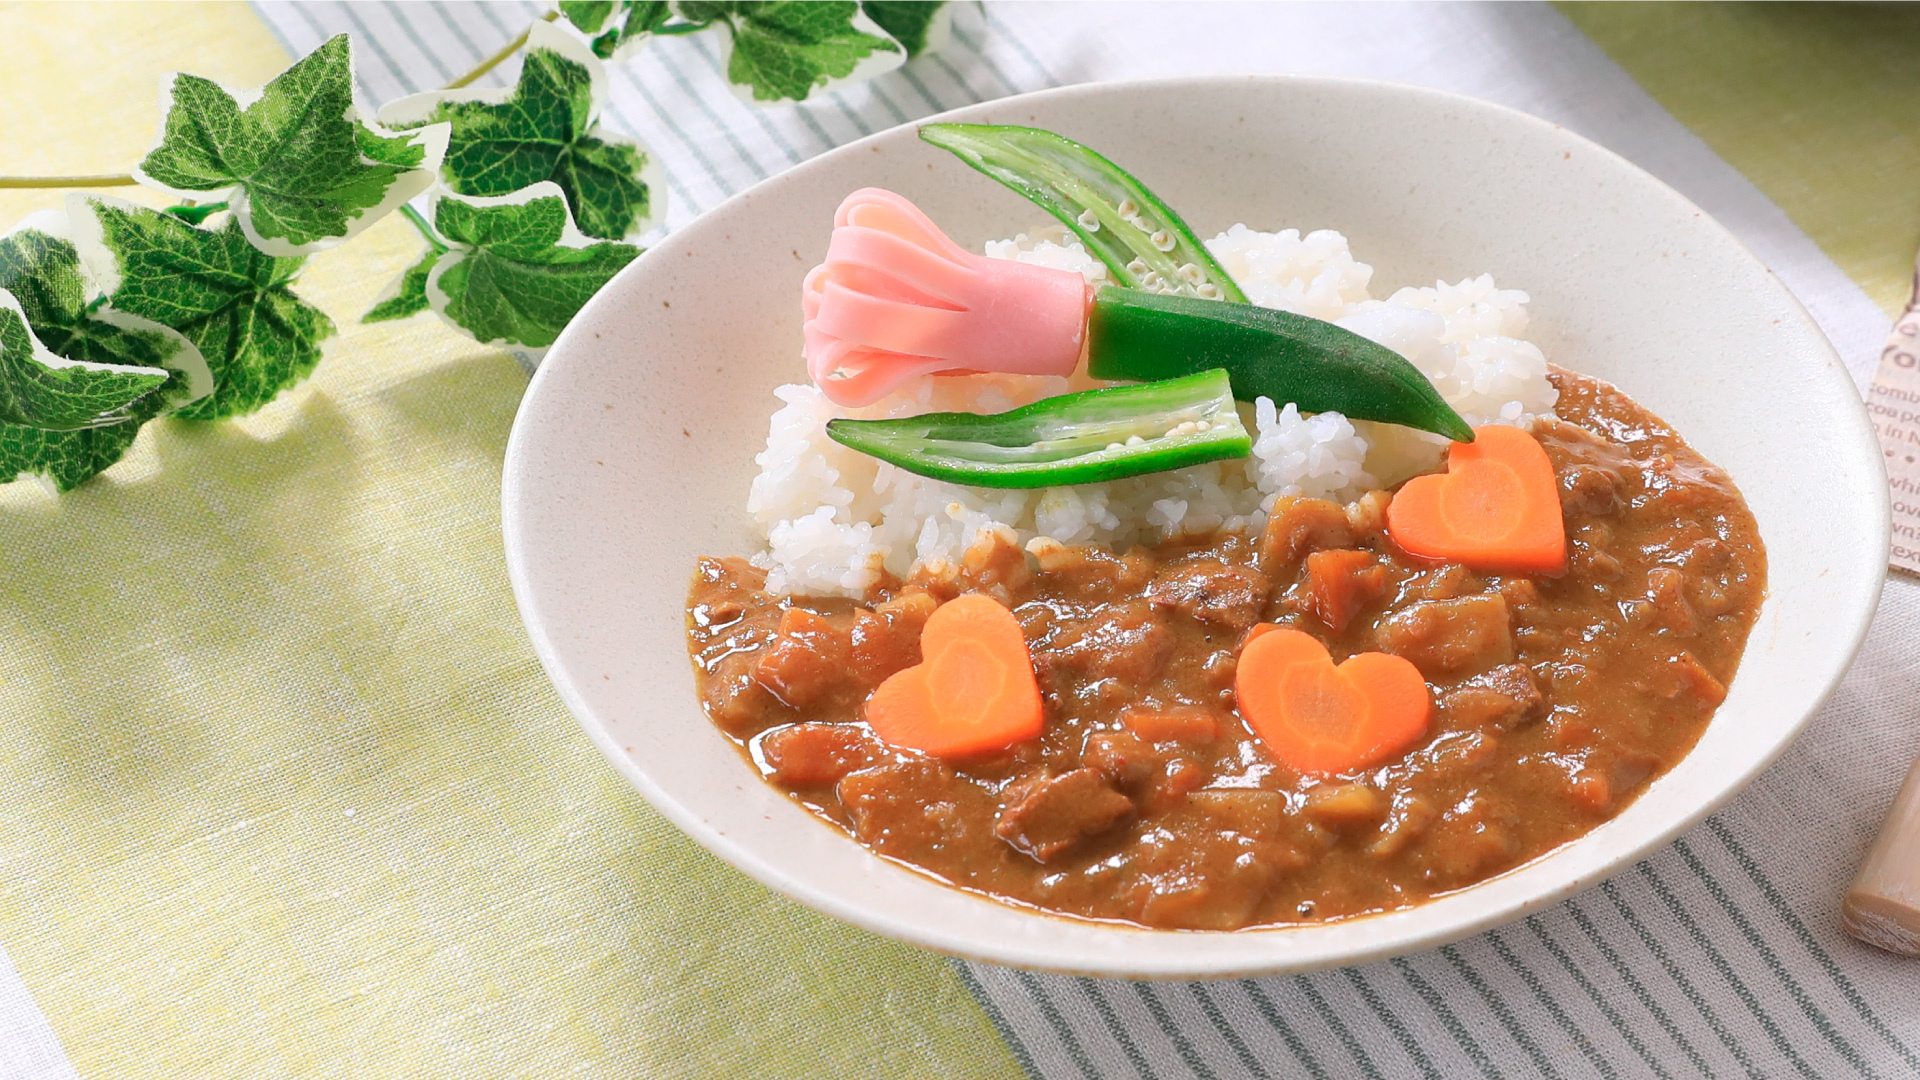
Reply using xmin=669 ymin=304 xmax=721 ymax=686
xmin=686 ymin=371 xmax=1765 ymax=930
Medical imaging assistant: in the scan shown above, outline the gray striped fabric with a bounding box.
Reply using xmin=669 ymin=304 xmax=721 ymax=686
xmin=251 ymin=3 xmax=1920 ymax=1076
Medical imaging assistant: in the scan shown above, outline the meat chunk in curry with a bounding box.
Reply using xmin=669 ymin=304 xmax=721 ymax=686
xmin=686 ymin=370 xmax=1765 ymax=930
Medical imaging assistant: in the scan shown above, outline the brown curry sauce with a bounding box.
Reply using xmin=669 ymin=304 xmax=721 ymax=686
xmin=684 ymin=370 xmax=1766 ymax=930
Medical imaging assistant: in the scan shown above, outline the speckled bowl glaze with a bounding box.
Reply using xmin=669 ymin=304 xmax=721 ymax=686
xmin=502 ymin=76 xmax=1888 ymax=978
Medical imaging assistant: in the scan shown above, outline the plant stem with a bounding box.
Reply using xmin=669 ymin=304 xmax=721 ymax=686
xmin=0 ymin=7 xmax=555 ymax=190
xmin=399 ymin=203 xmax=450 ymax=250
xmin=165 ymin=201 xmax=229 ymax=226
xmin=0 ymin=174 xmax=139 ymax=189
xmin=444 ymin=9 xmax=560 ymax=89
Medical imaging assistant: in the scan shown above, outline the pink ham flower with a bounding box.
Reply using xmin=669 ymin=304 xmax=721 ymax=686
xmin=801 ymin=188 xmax=1094 ymax=407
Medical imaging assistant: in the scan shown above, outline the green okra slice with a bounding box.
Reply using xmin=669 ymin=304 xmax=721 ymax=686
xmin=824 ymin=368 xmax=1250 ymax=489
xmin=1086 ymin=287 xmax=1474 ymax=443
xmin=919 ymin=123 xmax=1248 ymax=303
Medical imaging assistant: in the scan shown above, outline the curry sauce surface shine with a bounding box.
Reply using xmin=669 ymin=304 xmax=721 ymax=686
xmin=685 ymin=371 xmax=1767 ymax=930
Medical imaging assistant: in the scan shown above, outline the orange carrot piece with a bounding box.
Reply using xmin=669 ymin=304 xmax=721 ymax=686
xmin=1121 ymin=705 xmax=1219 ymax=745
xmin=1234 ymin=627 xmax=1430 ymax=776
xmin=1385 ymin=424 xmax=1566 ymax=574
xmin=1568 ymin=770 xmax=1612 ymax=812
xmin=1304 ymin=549 xmax=1388 ymax=633
xmin=864 ymin=592 xmax=1044 ymax=758
xmin=1664 ymin=651 xmax=1728 ymax=705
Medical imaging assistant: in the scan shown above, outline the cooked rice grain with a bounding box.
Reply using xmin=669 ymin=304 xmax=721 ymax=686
xmin=748 ymin=225 xmax=1557 ymax=597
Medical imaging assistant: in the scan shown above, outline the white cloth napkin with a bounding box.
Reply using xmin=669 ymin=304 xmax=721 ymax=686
xmin=240 ymin=3 xmax=1920 ymax=1077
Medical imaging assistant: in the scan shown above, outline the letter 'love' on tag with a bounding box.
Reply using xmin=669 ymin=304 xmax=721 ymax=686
xmin=865 ymin=592 xmax=1043 ymax=758
xmin=1235 ymin=627 xmax=1430 ymax=776
xmin=1386 ymin=424 xmax=1566 ymax=573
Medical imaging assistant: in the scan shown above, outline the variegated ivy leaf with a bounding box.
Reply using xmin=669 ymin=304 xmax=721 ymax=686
xmin=560 ymin=0 xmax=674 ymax=61
xmin=559 ymin=0 xmax=617 ymax=31
xmin=363 ymin=223 xmax=448 ymax=324
xmin=71 ymin=195 xmax=335 ymax=420
xmin=0 ymin=220 xmax=212 ymax=420
xmin=379 ymin=22 xmax=662 ymax=243
xmin=859 ymin=1 xmax=949 ymax=58
xmin=0 ymin=291 xmax=165 ymax=432
xmin=424 ymin=183 xmax=641 ymax=351
xmin=0 ymin=410 xmax=148 ymax=492
xmin=134 ymin=34 xmax=448 ymax=257
xmin=0 ymin=219 xmax=215 ymax=489
xmin=673 ymin=1 xmax=903 ymax=103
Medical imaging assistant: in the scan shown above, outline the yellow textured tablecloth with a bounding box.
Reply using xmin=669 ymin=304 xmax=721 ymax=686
xmin=0 ymin=3 xmax=1016 ymax=1077
xmin=1563 ymin=2 xmax=1920 ymax=315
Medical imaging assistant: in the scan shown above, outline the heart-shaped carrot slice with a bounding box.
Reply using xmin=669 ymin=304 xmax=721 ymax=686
xmin=864 ymin=592 xmax=1043 ymax=758
xmin=1235 ymin=627 xmax=1430 ymax=776
xmin=1385 ymin=423 xmax=1565 ymax=573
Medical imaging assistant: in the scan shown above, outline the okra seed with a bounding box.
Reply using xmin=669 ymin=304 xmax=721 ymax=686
xmin=1077 ymin=208 xmax=1100 ymax=231
xmin=1178 ymin=263 xmax=1203 ymax=283
xmin=1197 ymin=283 xmax=1219 ymax=298
xmin=1126 ymin=258 xmax=1149 ymax=276
xmin=1196 ymin=420 xmax=1212 ymax=432
xmin=1116 ymin=198 xmax=1138 ymax=218
xmin=1105 ymin=442 xmax=1124 ymax=452
xmin=1126 ymin=435 xmax=1146 ymax=446
xmin=1150 ymin=230 xmax=1175 ymax=252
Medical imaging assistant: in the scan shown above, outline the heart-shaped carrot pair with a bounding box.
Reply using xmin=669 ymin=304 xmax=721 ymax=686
xmin=1386 ymin=423 xmax=1566 ymax=573
xmin=1235 ymin=627 xmax=1430 ymax=776
xmin=865 ymin=593 xmax=1044 ymax=758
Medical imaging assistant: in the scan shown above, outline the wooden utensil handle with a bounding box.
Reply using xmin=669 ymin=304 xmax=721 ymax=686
xmin=1844 ymin=753 xmax=1920 ymax=955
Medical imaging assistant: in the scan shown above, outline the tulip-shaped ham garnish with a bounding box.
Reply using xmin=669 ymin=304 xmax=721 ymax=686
xmin=799 ymin=187 xmax=1473 ymax=444
xmin=801 ymin=188 xmax=1094 ymax=407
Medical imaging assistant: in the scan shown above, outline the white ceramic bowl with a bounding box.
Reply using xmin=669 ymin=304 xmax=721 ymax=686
xmin=502 ymin=76 xmax=1888 ymax=978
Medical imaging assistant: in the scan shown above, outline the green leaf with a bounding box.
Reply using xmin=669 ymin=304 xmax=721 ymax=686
xmin=0 ymin=291 xmax=164 ymax=431
xmin=364 ymin=210 xmax=448 ymax=324
xmin=0 ymin=317 xmax=186 ymax=492
xmin=859 ymin=1 xmax=948 ymax=58
xmin=559 ymin=0 xmax=618 ymax=33
xmin=365 ymin=245 xmax=446 ymax=325
xmin=0 ymin=416 xmax=147 ymax=492
xmin=379 ymin=22 xmax=663 ymax=242
xmin=0 ymin=219 xmax=215 ymax=489
xmin=363 ymin=245 xmax=443 ymax=324
xmin=598 ymin=1 xmax=674 ymax=59
xmin=71 ymin=195 xmax=336 ymax=420
xmin=424 ymin=184 xmax=641 ymax=350
xmin=674 ymin=1 xmax=903 ymax=103
xmin=0 ymin=221 xmax=213 ymax=414
xmin=134 ymin=34 xmax=448 ymax=256
xmin=562 ymin=0 xmax=674 ymax=60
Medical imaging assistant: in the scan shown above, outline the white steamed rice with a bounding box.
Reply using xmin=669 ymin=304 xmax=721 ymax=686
xmin=747 ymin=222 xmax=1557 ymax=598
